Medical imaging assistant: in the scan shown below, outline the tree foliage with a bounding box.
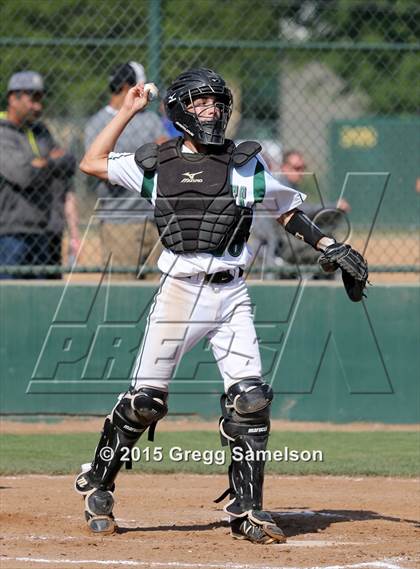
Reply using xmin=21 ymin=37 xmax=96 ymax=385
xmin=0 ymin=0 xmax=418 ymax=118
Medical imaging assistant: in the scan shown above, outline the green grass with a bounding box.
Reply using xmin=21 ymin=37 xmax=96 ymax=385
xmin=0 ymin=431 xmax=418 ymax=477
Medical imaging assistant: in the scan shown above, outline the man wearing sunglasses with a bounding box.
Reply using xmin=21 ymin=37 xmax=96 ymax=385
xmin=275 ymin=150 xmax=352 ymax=271
xmin=279 ymin=150 xmax=307 ymax=188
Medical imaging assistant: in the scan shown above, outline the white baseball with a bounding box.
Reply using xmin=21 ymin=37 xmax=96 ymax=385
xmin=144 ymin=82 xmax=159 ymax=101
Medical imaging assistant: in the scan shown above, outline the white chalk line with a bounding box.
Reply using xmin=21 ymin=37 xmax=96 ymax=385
xmin=1 ymin=535 xmax=371 ymax=548
xmin=1 ymin=474 xmax=418 ymax=483
xmin=1 ymin=535 xmax=370 ymax=548
xmin=0 ymin=556 xmax=412 ymax=569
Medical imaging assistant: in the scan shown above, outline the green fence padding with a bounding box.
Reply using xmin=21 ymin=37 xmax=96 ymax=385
xmin=330 ymin=117 xmax=420 ymax=229
xmin=1 ymin=281 xmax=418 ymax=423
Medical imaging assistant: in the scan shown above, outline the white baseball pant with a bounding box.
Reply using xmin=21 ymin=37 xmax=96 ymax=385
xmin=130 ymin=273 xmax=262 ymax=393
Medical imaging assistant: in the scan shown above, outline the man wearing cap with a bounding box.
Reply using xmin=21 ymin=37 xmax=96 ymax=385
xmin=0 ymin=71 xmax=79 ymax=279
xmin=85 ymin=62 xmax=167 ymax=279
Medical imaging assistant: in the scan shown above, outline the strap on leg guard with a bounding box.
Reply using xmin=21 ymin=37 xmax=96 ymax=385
xmin=77 ymin=388 xmax=168 ymax=492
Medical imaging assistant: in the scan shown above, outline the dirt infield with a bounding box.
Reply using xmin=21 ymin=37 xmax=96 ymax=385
xmin=1 ymin=420 xmax=419 ymax=568
xmin=2 ymin=417 xmax=419 ymax=435
xmin=0 ymin=473 xmax=418 ymax=569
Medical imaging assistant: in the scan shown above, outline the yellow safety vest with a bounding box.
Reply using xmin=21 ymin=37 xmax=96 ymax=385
xmin=0 ymin=111 xmax=41 ymax=157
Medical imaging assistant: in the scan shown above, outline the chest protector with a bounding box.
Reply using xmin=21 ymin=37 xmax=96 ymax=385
xmin=135 ymin=137 xmax=261 ymax=255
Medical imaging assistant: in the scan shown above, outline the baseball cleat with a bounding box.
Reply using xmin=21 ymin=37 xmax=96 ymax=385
xmin=230 ymin=510 xmax=286 ymax=544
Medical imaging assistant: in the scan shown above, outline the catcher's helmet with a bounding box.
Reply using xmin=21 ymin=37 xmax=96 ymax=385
xmin=164 ymin=68 xmax=232 ymax=146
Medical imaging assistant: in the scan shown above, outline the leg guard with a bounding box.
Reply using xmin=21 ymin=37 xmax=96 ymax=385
xmin=75 ymin=387 xmax=167 ymax=534
xmin=76 ymin=387 xmax=168 ymax=493
xmin=219 ymin=378 xmax=285 ymax=544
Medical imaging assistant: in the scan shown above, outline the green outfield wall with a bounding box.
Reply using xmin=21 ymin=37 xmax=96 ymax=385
xmin=330 ymin=117 xmax=420 ymax=230
xmin=0 ymin=281 xmax=418 ymax=423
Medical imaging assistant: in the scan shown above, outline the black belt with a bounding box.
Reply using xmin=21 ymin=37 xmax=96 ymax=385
xmin=203 ymin=268 xmax=243 ymax=284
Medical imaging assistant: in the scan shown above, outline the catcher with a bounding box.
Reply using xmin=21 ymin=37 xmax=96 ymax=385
xmin=75 ymin=67 xmax=368 ymax=543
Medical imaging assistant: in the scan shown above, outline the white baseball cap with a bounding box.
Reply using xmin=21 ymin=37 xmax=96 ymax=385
xmin=128 ymin=61 xmax=146 ymax=84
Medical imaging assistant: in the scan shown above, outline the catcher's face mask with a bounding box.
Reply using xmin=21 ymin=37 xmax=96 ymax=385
xmin=181 ymin=92 xmax=231 ymax=145
xmin=165 ymin=67 xmax=233 ymax=146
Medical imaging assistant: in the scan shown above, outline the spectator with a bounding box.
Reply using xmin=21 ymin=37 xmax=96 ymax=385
xmin=251 ymin=149 xmax=351 ymax=273
xmin=0 ymin=71 xmax=78 ymax=279
xmin=278 ymin=149 xmax=350 ymax=216
xmin=46 ymin=166 xmax=80 ymax=279
xmin=85 ymin=62 xmax=168 ymax=278
xmin=277 ymin=150 xmax=350 ymax=267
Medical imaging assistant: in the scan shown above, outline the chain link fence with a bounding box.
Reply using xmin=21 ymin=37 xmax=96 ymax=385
xmin=0 ymin=0 xmax=418 ymax=281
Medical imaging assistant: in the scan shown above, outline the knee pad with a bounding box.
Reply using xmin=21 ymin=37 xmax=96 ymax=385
xmin=112 ymin=387 xmax=168 ymax=440
xmin=227 ymin=378 xmax=273 ymax=416
xmin=220 ymin=378 xmax=272 ymax=443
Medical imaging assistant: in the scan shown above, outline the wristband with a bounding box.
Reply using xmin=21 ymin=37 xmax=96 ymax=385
xmin=284 ymin=209 xmax=326 ymax=250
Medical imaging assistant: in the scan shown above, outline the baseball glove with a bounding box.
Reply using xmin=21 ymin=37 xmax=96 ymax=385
xmin=319 ymin=242 xmax=369 ymax=302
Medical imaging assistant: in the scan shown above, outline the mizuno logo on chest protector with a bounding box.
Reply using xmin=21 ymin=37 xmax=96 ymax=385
xmin=181 ymin=171 xmax=203 ymax=183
